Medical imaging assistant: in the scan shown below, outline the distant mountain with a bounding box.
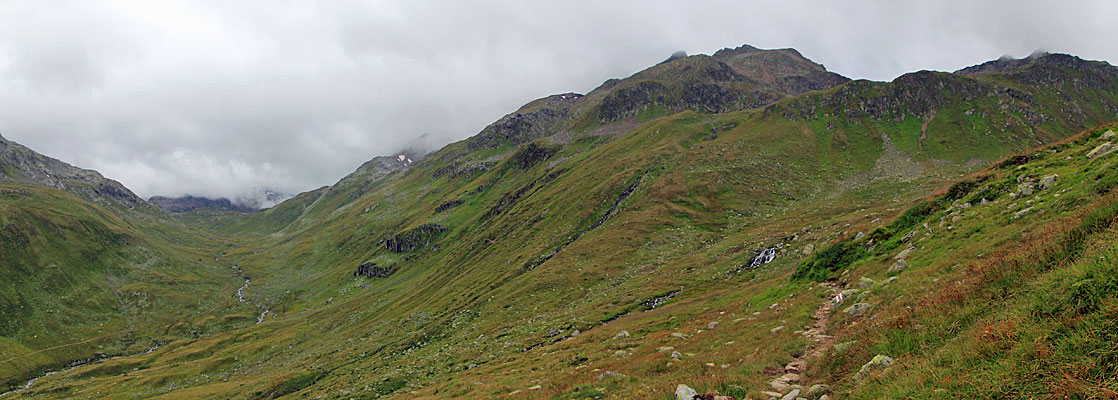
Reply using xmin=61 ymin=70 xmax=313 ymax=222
xmin=0 ymin=133 xmax=147 ymax=208
xmin=148 ymin=195 xmax=259 ymax=213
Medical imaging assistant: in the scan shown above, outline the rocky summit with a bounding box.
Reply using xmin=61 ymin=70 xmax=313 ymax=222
xmin=1 ymin=43 xmax=1117 ymax=400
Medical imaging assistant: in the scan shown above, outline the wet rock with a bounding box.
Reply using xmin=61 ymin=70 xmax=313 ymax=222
xmin=858 ymin=277 xmax=876 ymax=289
xmin=843 ymin=303 xmax=872 ymax=317
xmin=853 ymin=354 xmax=896 ymax=381
xmin=1087 ymin=142 xmax=1115 ymax=158
xmin=675 ymin=384 xmax=699 ymax=400
xmin=613 ymin=331 xmax=630 ymax=340
xmin=595 ymin=371 xmax=626 ymax=381
xmin=888 ymin=260 xmax=908 ymax=273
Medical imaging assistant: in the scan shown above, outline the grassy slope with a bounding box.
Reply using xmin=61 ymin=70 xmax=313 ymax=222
xmin=1 ymin=57 xmax=1115 ymax=399
xmin=0 ymin=183 xmax=255 ymax=391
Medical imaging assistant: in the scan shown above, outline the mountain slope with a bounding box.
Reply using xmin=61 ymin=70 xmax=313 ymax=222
xmin=0 ymin=134 xmax=147 ymax=209
xmin=0 ymin=47 xmax=1116 ymax=399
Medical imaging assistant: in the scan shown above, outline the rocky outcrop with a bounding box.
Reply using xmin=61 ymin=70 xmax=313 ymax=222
xmin=0 ymin=134 xmax=146 ymax=208
xmin=434 ymin=199 xmax=464 ymax=214
xmin=385 ymin=224 xmax=447 ymax=253
xmin=354 ymin=263 xmax=396 ymax=279
xmin=509 ymin=142 xmax=557 ymax=170
xmin=464 ymin=93 xmax=581 ymax=152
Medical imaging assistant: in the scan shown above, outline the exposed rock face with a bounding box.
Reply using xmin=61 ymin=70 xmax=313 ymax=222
xmin=0 ymin=134 xmax=146 ymax=208
xmin=465 ymin=93 xmax=582 ymax=152
xmin=354 ymin=263 xmax=396 ymax=279
xmin=385 ymin=224 xmax=447 ymax=253
xmin=509 ymin=142 xmax=557 ymax=170
xmin=434 ymin=199 xmax=464 ymax=213
xmin=149 ymin=195 xmax=258 ymax=213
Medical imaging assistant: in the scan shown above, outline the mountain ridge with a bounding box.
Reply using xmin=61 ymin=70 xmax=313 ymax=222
xmin=0 ymin=43 xmax=1116 ymax=399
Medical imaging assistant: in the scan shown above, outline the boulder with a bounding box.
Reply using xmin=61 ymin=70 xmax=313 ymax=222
xmin=671 ymin=351 xmax=683 ymax=360
xmin=1087 ymin=142 xmax=1114 ymax=159
xmin=613 ymin=330 xmax=630 ymax=339
xmin=806 ymin=384 xmax=832 ymax=399
xmin=614 ymin=350 xmax=628 ymax=357
xmin=1013 ymin=208 xmax=1032 ymax=219
xmin=888 ymin=260 xmax=908 ymax=273
xmin=707 ymin=321 xmax=719 ymax=330
xmin=770 ymin=326 xmax=785 ymax=333
xmin=1038 ymin=174 xmax=1058 ymax=190
xmin=854 ymin=231 xmax=866 ymax=240
xmin=671 ymin=332 xmax=690 ymax=339
xmin=858 ymin=277 xmax=876 ymax=289
xmin=883 ymin=276 xmax=899 ymax=285
xmin=1102 ymin=130 xmax=1116 ymax=140
xmin=802 ymin=243 xmax=815 ymax=256
xmin=675 ymin=384 xmax=699 ymax=400
xmin=893 ymin=247 xmax=915 ymax=260
xmin=1017 ymin=182 xmax=1035 ymax=196
xmin=843 ymin=303 xmax=872 ymax=317
xmin=595 ymin=371 xmax=626 ymax=381
xmin=658 ymin=346 xmax=675 ymax=352
xmin=853 ymin=354 xmax=896 ymax=381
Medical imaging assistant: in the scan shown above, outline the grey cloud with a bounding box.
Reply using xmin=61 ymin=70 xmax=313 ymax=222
xmin=0 ymin=0 xmax=1113 ymax=202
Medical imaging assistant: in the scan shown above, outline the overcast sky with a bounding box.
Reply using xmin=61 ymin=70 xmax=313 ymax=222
xmin=0 ymin=1 xmax=1115 ymax=202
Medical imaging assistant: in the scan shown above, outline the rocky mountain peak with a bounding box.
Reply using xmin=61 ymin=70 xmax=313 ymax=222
xmin=0 ymin=135 xmax=147 ymax=208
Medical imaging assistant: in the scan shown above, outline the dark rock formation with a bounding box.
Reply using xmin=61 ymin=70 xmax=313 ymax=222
xmin=434 ymin=199 xmax=464 ymax=213
xmin=385 ymin=224 xmax=447 ymax=253
xmin=509 ymin=142 xmax=557 ymax=170
xmin=354 ymin=262 xmax=396 ymax=279
xmin=149 ymin=195 xmax=258 ymax=213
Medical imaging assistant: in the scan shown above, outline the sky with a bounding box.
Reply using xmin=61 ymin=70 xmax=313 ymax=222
xmin=0 ymin=0 xmax=1115 ymax=203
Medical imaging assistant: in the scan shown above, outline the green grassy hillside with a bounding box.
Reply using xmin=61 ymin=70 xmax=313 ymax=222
xmin=0 ymin=49 xmax=1116 ymax=399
